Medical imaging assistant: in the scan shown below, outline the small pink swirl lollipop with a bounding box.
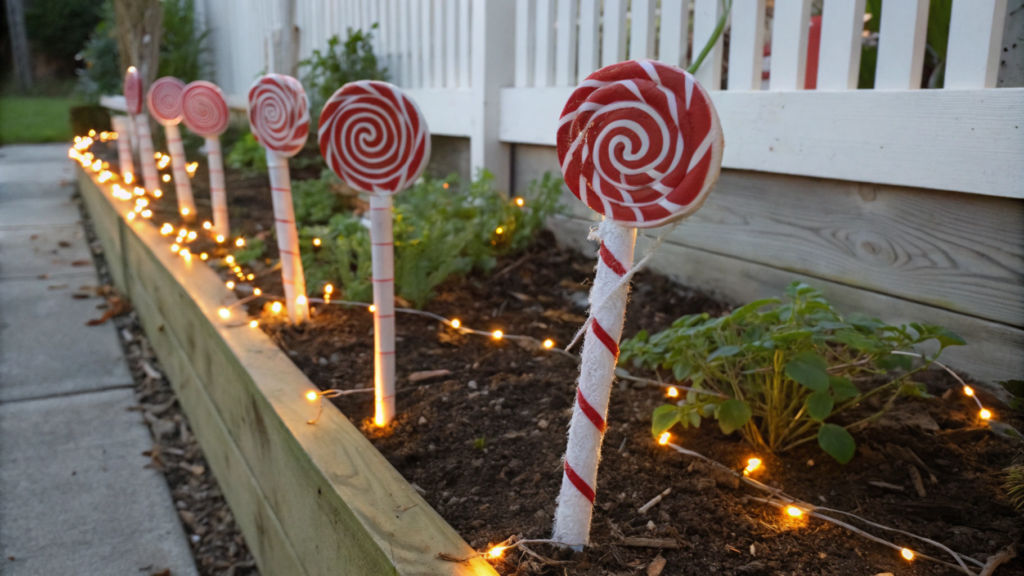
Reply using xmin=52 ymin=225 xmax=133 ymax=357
xmin=247 ymin=74 xmax=310 ymax=324
xmin=552 ymin=60 xmax=724 ymax=548
xmin=248 ymin=74 xmax=309 ymax=158
xmin=318 ymin=81 xmax=432 ymax=426
xmin=124 ymin=67 xmax=143 ymax=115
xmin=182 ymin=81 xmax=231 ymax=236
xmin=148 ymin=76 xmax=194 ymax=219
xmin=124 ymin=67 xmax=159 ymax=192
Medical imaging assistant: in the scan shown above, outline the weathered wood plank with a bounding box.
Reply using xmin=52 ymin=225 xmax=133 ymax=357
xmin=551 ymin=216 xmax=1024 ymax=385
xmin=77 ymin=169 xmax=125 ymax=292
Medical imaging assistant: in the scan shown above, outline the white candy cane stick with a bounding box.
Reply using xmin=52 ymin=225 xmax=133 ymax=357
xmin=205 ymin=137 xmax=229 ymax=237
xmin=266 ymin=152 xmax=309 ymax=324
xmin=369 ymin=194 xmax=397 ymax=425
xmin=164 ymin=123 xmax=196 ymax=220
xmin=110 ymin=116 xmax=135 ymax=182
xmin=134 ymin=113 xmax=161 ymax=192
xmin=552 ymin=220 xmax=636 ymax=549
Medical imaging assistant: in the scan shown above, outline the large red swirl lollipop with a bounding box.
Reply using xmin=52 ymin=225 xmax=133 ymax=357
xmin=318 ymin=80 xmax=431 ymax=426
xmin=148 ymin=76 xmax=195 ymax=220
xmin=124 ymin=67 xmax=160 ymax=192
xmin=247 ymin=74 xmax=310 ymax=324
xmin=182 ymin=81 xmax=231 ymax=237
xmin=552 ymin=60 xmax=723 ymax=548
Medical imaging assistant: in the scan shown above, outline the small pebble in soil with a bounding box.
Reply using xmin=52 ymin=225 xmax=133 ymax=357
xmin=537 ymin=419 xmax=549 ymax=429
xmin=467 ymin=380 xmax=477 ymax=389
xmin=418 ymin=416 xmax=427 ymax=425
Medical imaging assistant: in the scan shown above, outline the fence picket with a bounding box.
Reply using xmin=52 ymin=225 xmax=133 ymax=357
xmin=421 ymin=0 xmax=433 ymax=88
xmin=445 ymin=0 xmax=458 ymax=88
xmin=727 ymin=0 xmax=765 ymax=91
xmin=577 ymin=0 xmax=600 ymax=78
xmin=692 ymin=0 xmax=724 ymax=89
xmin=658 ymin=0 xmax=690 ymax=69
xmin=433 ymin=0 xmax=445 ymax=88
xmin=459 ymin=0 xmax=471 ymax=88
xmin=945 ymin=0 xmax=1007 ymax=89
xmin=629 ymin=0 xmax=656 ymax=60
xmin=817 ymin=0 xmax=866 ymax=90
xmin=601 ymin=0 xmax=627 ymax=67
xmin=515 ymin=0 xmax=535 ymax=87
xmin=534 ymin=0 xmax=556 ymax=87
xmin=875 ymin=0 xmax=929 ymax=89
xmin=770 ymin=0 xmax=811 ymax=91
xmin=555 ymin=0 xmax=578 ymax=86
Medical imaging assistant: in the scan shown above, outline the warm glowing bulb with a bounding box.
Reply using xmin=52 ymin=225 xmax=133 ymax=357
xmin=126 ymin=211 xmax=136 ymax=220
xmin=153 ymin=190 xmax=162 ymax=197
xmin=253 ymin=287 xmax=261 ymax=296
xmin=442 ymin=182 xmax=450 ymax=189
xmin=141 ymin=210 xmax=152 ymax=218
xmin=297 ymin=296 xmax=307 ymax=306
xmin=180 ymin=249 xmax=191 ymax=260
xmin=171 ymin=244 xmax=180 ymax=253
xmin=233 ymin=266 xmax=241 ymax=273
xmin=218 ymin=308 xmax=230 ymax=318
xmin=451 ymin=319 xmax=461 ymax=329
xmin=249 ymin=320 xmax=259 ymax=328
xmin=216 ymin=235 xmax=225 ymax=243
xmin=324 ymin=284 xmax=334 ymax=294
xmin=515 ymin=197 xmax=524 ymax=207
xmin=236 ymin=238 xmax=245 ymax=247
xmin=187 ymin=231 xmax=197 ymax=241
xmin=226 ymin=281 xmax=235 ymax=289
xmin=125 ymin=173 xmax=133 ymax=184
xmin=271 ymin=302 xmax=283 ymax=313
xmin=368 ymin=305 xmax=377 ymax=313
xmin=492 ymin=330 xmax=503 ymax=340
xmin=543 ymin=339 xmax=554 ymax=349
xmin=667 ymin=387 xmax=679 ymax=398
xmin=487 ymin=546 xmax=506 ymax=559
xmin=186 ymin=162 xmax=198 ymax=174
xmin=163 ymin=174 xmax=171 ymax=182
xmin=785 ymin=506 xmax=803 ymax=518
xmin=200 ymin=252 xmax=208 ymax=260
xmin=901 ymin=548 xmax=915 ymax=561
xmin=312 ymin=237 xmax=321 ymax=246
xmin=161 ymin=224 xmax=173 ymax=235
xmin=181 ymin=207 xmax=190 ymax=216
xmin=744 ymin=458 xmax=762 ymax=475
xmin=658 ymin=432 xmax=671 ymax=445
xmin=225 ymin=255 xmax=235 ymax=265
xmin=980 ymin=408 xmax=992 ymax=420
xmin=247 ymin=273 xmax=254 ymax=280
xmin=203 ymin=221 xmax=212 ymax=230
xmin=88 ymin=129 xmax=96 ymax=137
xmin=154 ymin=152 xmax=161 ymax=159
xmin=306 ymin=391 xmax=318 ymax=402
xmin=495 ymin=226 xmax=504 ymax=234
xmin=964 ymin=386 xmax=974 ymax=396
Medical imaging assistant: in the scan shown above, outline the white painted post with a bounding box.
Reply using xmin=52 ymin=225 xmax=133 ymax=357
xmin=875 ymin=0 xmax=930 ymax=90
xmin=110 ymin=116 xmax=135 ymax=183
xmin=470 ymin=0 xmax=515 ymax=189
xmin=577 ymin=0 xmax=600 ymax=78
xmin=446 ymin=0 xmax=458 ymax=88
xmin=658 ymin=0 xmax=690 ymax=68
xmin=693 ymin=0 xmax=725 ymax=89
xmin=421 ymin=0 xmax=434 ymax=88
xmin=534 ymin=0 xmax=555 ymax=87
xmin=515 ymin=0 xmax=535 ymax=87
xmin=458 ymin=0 xmax=471 ymax=88
xmin=770 ymin=0 xmax=812 ymax=91
xmin=369 ymin=194 xmax=397 ymax=425
xmin=410 ymin=0 xmax=423 ymax=88
xmin=629 ymin=0 xmax=656 ymax=60
xmin=945 ymin=0 xmax=1007 ymax=89
xmin=554 ymin=0 xmax=578 ymax=86
xmin=817 ymin=0 xmax=866 ymax=90
xmin=601 ymin=0 xmax=627 ymax=67
xmin=727 ymin=0 xmax=766 ymax=90
xmin=433 ymin=0 xmax=445 ymax=88
xmin=206 ymin=137 xmax=229 ymax=238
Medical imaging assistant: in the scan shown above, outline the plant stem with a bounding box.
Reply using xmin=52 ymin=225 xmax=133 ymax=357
xmin=687 ymin=0 xmax=733 ymax=75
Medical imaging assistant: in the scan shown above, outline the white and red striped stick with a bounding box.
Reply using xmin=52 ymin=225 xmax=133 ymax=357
xmin=149 ymin=76 xmax=195 ymax=220
xmin=318 ymin=81 xmax=431 ymax=426
xmin=110 ymin=115 xmax=135 ymax=182
xmin=181 ymin=81 xmax=231 ymax=237
xmin=552 ymin=60 xmax=724 ymax=548
xmin=248 ymin=74 xmax=311 ymax=324
xmin=124 ymin=67 xmax=160 ymax=192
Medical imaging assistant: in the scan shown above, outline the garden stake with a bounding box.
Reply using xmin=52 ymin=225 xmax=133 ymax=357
xmin=181 ymin=81 xmax=231 ymax=238
xmin=110 ymin=115 xmax=134 ymax=182
xmin=124 ymin=67 xmax=160 ymax=193
xmin=148 ymin=76 xmax=196 ymax=220
xmin=552 ymin=60 xmax=724 ymax=548
xmin=317 ymin=80 xmax=430 ymax=426
xmin=247 ymin=74 xmax=311 ymax=324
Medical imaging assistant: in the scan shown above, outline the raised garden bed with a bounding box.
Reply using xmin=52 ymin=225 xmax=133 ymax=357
xmin=77 ymin=145 xmax=1023 ymax=575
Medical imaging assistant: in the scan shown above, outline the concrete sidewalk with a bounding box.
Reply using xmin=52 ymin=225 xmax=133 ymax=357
xmin=0 ymin=144 xmax=198 ymax=575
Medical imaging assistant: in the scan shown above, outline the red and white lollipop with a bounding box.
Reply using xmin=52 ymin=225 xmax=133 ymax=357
xmin=318 ymin=81 xmax=431 ymax=426
xmin=247 ymin=74 xmax=311 ymax=324
xmin=552 ymin=60 xmax=723 ymax=548
xmin=124 ymin=67 xmax=160 ymax=192
xmin=148 ymin=76 xmax=195 ymax=220
xmin=182 ymin=81 xmax=231 ymax=237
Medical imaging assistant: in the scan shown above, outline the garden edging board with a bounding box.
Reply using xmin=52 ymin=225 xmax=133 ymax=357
xmin=77 ymin=166 xmax=496 ymax=576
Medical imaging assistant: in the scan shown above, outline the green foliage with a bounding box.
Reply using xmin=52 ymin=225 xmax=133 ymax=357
xmin=293 ymin=170 xmax=344 ymax=224
xmin=0 ymin=97 xmax=81 ymax=144
xmin=300 ymin=26 xmax=388 ymax=109
xmin=622 ymin=282 xmax=965 ymax=464
xmin=26 ymin=0 xmax=104 ymax=77
xmin=1005 ymin=457 xmax=1024 ymax=512
xmin=1000 ymin=380 xmax=1024 ymax=412
xmin=226 ymin=132 xmax=268 ymax=175
xmin=75 ymin=0 xmax=121 ymax=102
xmin=859 ymin=0 xmax=953 ymax=89
xmin=159 ymin=0 xmax=210 ymax=82
xmin=231 ymin=236 xmax=266 ymax=266
xmin=299 ymin=171 xmax=565 ymax=308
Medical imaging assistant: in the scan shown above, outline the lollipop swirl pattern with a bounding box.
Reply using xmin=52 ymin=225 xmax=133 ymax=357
xmin=181 ymin=81 xmax=229 ymax=137
xmin=124 ymin=67 xmax=143 ymax=115
xmin=147 ymin=77 xmax=186 ymax=125
xmin=248 ymin=74 xmax=310 ymax=158
xmin=318 ymin=81 xmax=430 ymax=194
xmin=557 ymin=60 xmax=723 ymax=229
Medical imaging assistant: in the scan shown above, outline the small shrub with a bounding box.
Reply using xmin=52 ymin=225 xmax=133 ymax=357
xmin=1005 ymin=456 xmax=1024 ymax=512
xmin=300 ymin=26 xmax=388 ymax=110
xmin=293 ymin=170 xmax=343 ymax=224
xmin=75 ymin=0 xmax=121 ymax=102
xmin=159 ymin=0 xmax=209 ymax=82
xmin=620 ymin=282 xmax=965 ymax=464
xmin=232 ymin=236 xmax=266 ymax=265
xmin=226 ymin=132 xmax=268 ymax=175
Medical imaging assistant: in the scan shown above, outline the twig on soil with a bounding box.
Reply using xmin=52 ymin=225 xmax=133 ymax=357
xmin=493 ymin=252 xmax=533 ymax=280
xmin=979 ymin=543 xmax=1017 ymax=576
xmin=637 ymin=487 xmax=671 ymax=514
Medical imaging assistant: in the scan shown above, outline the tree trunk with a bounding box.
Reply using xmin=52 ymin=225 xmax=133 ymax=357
xmin=4 ymin=0 xmax=33 ymax=91
xmin=113 ymin=0 xmax=163 ymax=89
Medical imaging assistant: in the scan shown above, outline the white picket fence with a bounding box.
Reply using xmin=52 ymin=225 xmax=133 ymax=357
xmin=190 ymin=0 xmax=1022 ymax=198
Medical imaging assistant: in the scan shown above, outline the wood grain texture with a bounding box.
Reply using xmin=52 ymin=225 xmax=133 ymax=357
xmin=551 ymin=216 xmax=1024 ymax=386
xmin=79 ymin=170 xmax=497 ymax=576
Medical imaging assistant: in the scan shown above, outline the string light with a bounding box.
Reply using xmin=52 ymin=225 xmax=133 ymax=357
xmin=236 ymin=238 xmax=245 ymax=247
xmin=253 ymin=288 xmax=261 ymax=296
xmin=786 ymin=506 xmax=803 ymax=518
xmin=226 ymin=281 xmax=235 ymax=289
xmin=980 ymin=408 xmax=992 ymax=420
xmin=180 ymin=249 xmax=192 ymax=261
xmin=200 ymin=253 xmax=209 ymax=260
xmin=187 ymin=231 xmax=197 ymax=241
xmin=306 ymin=391 xmax=319 ymax=401
xmin=154 ymin=152 xmax=161 ymax=159
xmin=515 ymin=197 xmax=524 ymax=207
xmin=218 ymin=307 xmax=230 ymax=318
xmin=495 ymin=226 xmax=504 ymax=235
xmin=312 ymin=238 xmax=321 ymax=247
xmin=442 ymin=182 xmax=449 ymax=189
xmin=88 ymin=129 xmax=96 ymax=137
xmin=657 ymin=432 xmax=671 ymax=445
xmin=324 ymin=284 xmax=334 ymax=294
xmin=186 ymin=161 xmax=198 ymax=175
xmin=368 ymin=304 xmax=376 ymax=313
xmin=667 ymin=386 xmax=679 ymax=398
xmin=141 ymin=209 xmax=152 ymax=218
xmin=126 ymin=211 xmax=136 ymax=220
xmin=216 ymin=235 xmax=225 ymax=243
xmin=963 ymin=386 xmax=974 ymax=396
xmin=171 ymin=244 xmax=180 ymax=252
xmin=492 ymin=330 xmax=503 ymax=340
xmin=225 ymin=255 xmax=234 ymax=265
xmin=203 ymin=221 xmax=212 ymax=230
xmin=153 ymin=190 xmax=162 ymax=198
xmin=744 ymin=458 xmax=762 ymax=475
xmin=296 ymin=296 xmax=307 ymax=306
xmin=901 ymin=548 xmax=915 ymax=561
xmin=247 ymin=273 xmax=255 ymax=280
xmin=271 ymin=302 xmax=283 ymax=313
xmin=451 ymin=319 xmax=461 ymax=328
xmin=543 ymin=339 xmax=554 ymax=349
xmin=124 ymin=173 xmax=133 ymax=184
xmin=486 ymin=546 xmax=506 ymax=559
xmin=162 ymin=174 xmax=171 ymax=182
xmin=249 ymin=320 xmax=259 ymax=328
xmin=181 ymin=207 xmax=190 ymax=216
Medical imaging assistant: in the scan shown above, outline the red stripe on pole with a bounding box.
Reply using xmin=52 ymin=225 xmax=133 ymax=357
xmin=564 ymin=461 xmax=596 ymax=503
xmin=591 ymin=320 xmax=619 ymax=359
xmin=599 ymin=242 xmax=627 ymax=276
xmin=372 ymin=277 xmax=394 ymax=283
xmin=576 ymin=389 xmax=607 ymax=432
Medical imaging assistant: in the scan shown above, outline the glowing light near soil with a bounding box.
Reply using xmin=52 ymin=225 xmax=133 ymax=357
xmin=225 ymin=255 xmax=234 ymax=265
xmin=901 ymin=548 xmax=915 ymax=561
xmin=171 ymin=244 xmax=180 ymax=253
xmin=226 ymin=281 xmax=235 ymax=289
xmin=486 ymin=546 xmax=506 ymax=559
xmin=236 ymin=238 xmax=245 ymax=247
xmin=126 ymin=211 xmax=136 ymax=220
xmin=181 ymin=207 xmax=190 ymax=216
xmin=218 ymin=308 xmax=230 ymax=318
xmin=163 ymin=174 xmax=171 ymax=182
xmin=297 ymin=296 xmax=307 ymax=306
xmin=249 ymin=320 xmax=259 ymax=328
xmin=200 ymin=253 xmax=208 ymax=260
xmin=964 ymin=386 xmax=974 ymax=396
xmin=744 ymin=458 xmax=762 ymax=475
xmin=495 ymin=226 xmax=504 ymax=235
xmin=980 ymin=408 xmax=992 ymax=420
xmin=786 ymin=506 xmax=803 ymax=518
xmin=658 ymin=432 xmax=671 ymax=445
xmin=253 ymin=288 xmax=261 ymax=296
xmin=312 ymin=238 xmax=321 ymax=247
xmin=324 ymin=284 xmax=334 ymax=294
xmin=374 ymin=408 xmax=386 ymax=427
xmin=306 ymin=391 xmax=318 ymax=402
xmin=667 ymin=387 xmax=679 ymax=398
xmin=187 ymin=231 xmax=197 ymax=241
xmin=124 ymin=173 xmax=133 ymax=184
xmin=515 ymin=198 xmax=524 ymax=207
xmin=186 ymin=162 xmax=198 ymax=175
xmin=203 ymin=221 xmax=212 ymax=230
xmin=141 ymin=210 xmax=152 ymax=218
xmin=181 ymin=249 xmax=192 ymax=261
xmin=216 ymin=235 xmax=225 ymax=243
xmin=369 ymin=305 xmax=376 ymax=313
xmin=492 ymin=330 xmax=503 ymax=340
xmin=451 ymin=319 xmax=461 ymax=329
xmin=271 ymin=302 xmax=283 ymax=313
xmin=543 ymin=339 xmax=555 ymax=349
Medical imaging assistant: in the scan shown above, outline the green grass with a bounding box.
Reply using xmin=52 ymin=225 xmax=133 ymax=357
xmin=0 ymin=97 xmax=81 ymax=145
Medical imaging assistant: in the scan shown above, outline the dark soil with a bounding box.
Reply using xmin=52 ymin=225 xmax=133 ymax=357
xmin=94 ymin=140 xmax=1024 ymax=576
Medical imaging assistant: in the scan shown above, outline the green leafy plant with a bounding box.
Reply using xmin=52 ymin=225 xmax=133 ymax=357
xmin=293 ymin=170 xmax=344 ymax=224
xmin=159 ymin=0 xmax=209 ymax=82
xmin=300 ymin=25 xmax=388 ymax=109
xmin=620 ymin=282 xmax=965 ymax=464
xmin=226 ymin=132 xmax=268 ymax=175
xmin=75 ymin=0 xmax=122 ymax=102
xmin=1005 ymin=456 xmax=1024 ymax=512
xmin=231 ymin=236 xmax=266 ymax=265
